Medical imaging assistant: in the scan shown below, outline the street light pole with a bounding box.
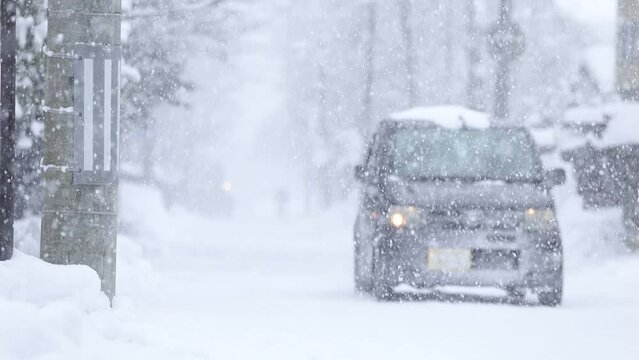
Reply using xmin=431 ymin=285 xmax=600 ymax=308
xmin=0 ymin=0 xmax=16 ymax=261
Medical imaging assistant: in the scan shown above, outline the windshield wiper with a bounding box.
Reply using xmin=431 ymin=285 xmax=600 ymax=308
xmin=502 ymin=177 xmax=543 ymax=184
xmin=407 ymin=175 xmax=542 ymax=184
xmin=410 ymin=175 xmax=485 ymax=183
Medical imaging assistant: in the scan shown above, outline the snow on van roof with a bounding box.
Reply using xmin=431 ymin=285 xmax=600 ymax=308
xmin=389 ymin=105 xmax=491 ymax=129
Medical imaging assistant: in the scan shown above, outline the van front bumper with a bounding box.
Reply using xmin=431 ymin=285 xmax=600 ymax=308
xmin=376 ymin=227 xmax=563 ymax=291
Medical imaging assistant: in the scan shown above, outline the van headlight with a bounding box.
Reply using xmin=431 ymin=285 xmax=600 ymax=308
xmin=388 ymin=206 xmax=421 ymax=228
xmin=524 ymin=208 xmax=557 ymax=230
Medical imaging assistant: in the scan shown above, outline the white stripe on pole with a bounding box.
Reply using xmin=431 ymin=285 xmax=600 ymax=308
xmin=104 ymin=59 xmax=112 ymax=172
xmin=83 ymin=59 xmax=94 ymax=171
xmin=116 ymin=59 xmax=121 ymax=169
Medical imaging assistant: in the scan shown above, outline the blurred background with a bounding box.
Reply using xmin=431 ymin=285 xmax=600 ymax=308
xmin=7 ymin=1 xmax=639 ymax=359
xmin=11 ymin=0 xmax=619 ymax=221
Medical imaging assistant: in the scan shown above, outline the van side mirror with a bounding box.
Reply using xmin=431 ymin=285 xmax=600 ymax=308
xmin=354 ymin=165 xmax=367 ymax=182
xmin=545 ymin=168 xmax=566 ymax=187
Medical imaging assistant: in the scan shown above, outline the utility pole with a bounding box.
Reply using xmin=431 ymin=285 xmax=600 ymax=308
xmin=465 ymin=0 xmax=481 ymax=110
xmin=617 ymin=0 xmax=639 ymax=100
xmin=494 ymin=0 xmax=513 ymax=121
xmin=487 ymin=0 xmax=525 ymax=123
xmin=42 ymin=1 xmax=121 ymax=301
xmin=399 ymin=0 xmax=416 ymax=107
xmin=361 ymin=1 xmax=377 ymax=138
xmin=0 ymin=0 xmax=16 ymax=261
xmin=444 ymin=2 xmax=454 ymax=103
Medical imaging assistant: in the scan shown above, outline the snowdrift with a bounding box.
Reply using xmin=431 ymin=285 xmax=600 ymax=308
xmin=0 ymin=252 xmax=112 ymax=359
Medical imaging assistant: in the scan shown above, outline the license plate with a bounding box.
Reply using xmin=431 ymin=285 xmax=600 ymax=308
xmin=427 ymin=248 xmax=472 ymax=272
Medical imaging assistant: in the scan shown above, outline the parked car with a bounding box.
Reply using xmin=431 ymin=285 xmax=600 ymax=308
xmin=353 ymin=106 xmax=565 ymax=305
xmin=560 ymin=103 xmax=639 ymax=249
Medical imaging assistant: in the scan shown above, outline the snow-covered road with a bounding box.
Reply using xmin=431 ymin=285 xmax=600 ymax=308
xmin=2 ymin=183 xmax=639 ymax=359
xmin=114 ymin=184 xmax=639 ymax=359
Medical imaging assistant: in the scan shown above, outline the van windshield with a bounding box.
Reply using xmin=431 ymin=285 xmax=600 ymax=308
xmin=392 ymin=126 xmax=542 ymax=182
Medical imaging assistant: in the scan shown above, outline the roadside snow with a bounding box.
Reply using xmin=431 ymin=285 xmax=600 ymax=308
xmin=0 ymin=252 xmax=105 ymax=309
xmin=0 ymin=252 xmax=113 ymax=360
xmin=563 ymin=105 xmax=608 ymax=126
xmin=597 ymin=102 xmax=639 ymax=147
xmin=390 ymin=105 xmax=491 ymax=129
xmin=562 ymin=102 xmax=639 ymax=149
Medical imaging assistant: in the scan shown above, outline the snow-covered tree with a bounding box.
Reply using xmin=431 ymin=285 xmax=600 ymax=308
xmin=121 ymin=0 xmax=252 ymax=213
xmin=15 ymin=0 xmax=47 ymax=218
xmin=121 ymin=0 xmax=193 ymax=182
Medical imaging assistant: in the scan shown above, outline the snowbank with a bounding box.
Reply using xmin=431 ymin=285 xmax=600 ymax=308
xmin=562 ymin=102 xmax=639 ymax=149
xmin=0 ymin=252 xmax=106 ymax=308
xmin=597 ymin=102 xmax=639 ymax=147
xmin=390 ymin=105 xmax=491 ymax=129
xmin=563 ymin=105 xmax=608 ymax=126
xmin=0 ymin=184 xmax=219 ymax=360
xmin=0 ymin=252 xmax=113 ymax=360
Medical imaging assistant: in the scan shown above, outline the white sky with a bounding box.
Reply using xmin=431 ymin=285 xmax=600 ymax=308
xmin=555 ymin=0 xmax=617 ymax=24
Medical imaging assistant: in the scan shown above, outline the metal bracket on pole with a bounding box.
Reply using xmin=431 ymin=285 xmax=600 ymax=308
xmin=73 ymin=44 xmax=121 ymax=185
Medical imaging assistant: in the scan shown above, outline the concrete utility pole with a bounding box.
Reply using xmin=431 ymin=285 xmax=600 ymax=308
xmin=0 ymin=0 xmax=16 ymax=261
xmin=617 ymin=0 xmax=639 ymax=100
xmin=42 ymin=0 xmax=121 ymax=301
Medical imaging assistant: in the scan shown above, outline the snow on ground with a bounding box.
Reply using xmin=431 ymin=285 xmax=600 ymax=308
xmin=1 ymin=180 xmax=639 ymax=359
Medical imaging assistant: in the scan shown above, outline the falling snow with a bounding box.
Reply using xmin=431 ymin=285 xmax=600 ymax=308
xmin=0 ymin=0 xmax=638 ymax=359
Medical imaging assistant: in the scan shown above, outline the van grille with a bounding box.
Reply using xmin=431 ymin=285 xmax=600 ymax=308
xmin=425 ymin=209 xmax=523 ymax=231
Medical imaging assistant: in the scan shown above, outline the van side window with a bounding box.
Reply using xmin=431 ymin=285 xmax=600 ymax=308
xmin=364 ymin=134 xmax=377 ymax=171
xmin=370 ymin=126 xmax=394 ymax=176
